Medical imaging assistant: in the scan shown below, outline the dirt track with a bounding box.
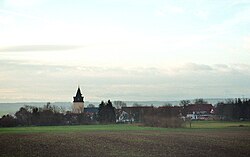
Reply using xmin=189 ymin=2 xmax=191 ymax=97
xmin=1 ymin=130 xmax=250 ymax=157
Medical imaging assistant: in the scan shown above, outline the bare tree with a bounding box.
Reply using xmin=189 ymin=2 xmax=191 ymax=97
xmin=87 ymin=104 xmax=95 ymax=108
xmin=114 ymin=101 xmax=127 ymax=109
xmin=179 ymin=100 xmax=191 ymax=106
xmin=133 ymin=103 xmax=141 ymax=107
xmin=164 ymin=103 xmax=172 ymax=106
xmin=193 ymin=98 xmax=208 ymax=104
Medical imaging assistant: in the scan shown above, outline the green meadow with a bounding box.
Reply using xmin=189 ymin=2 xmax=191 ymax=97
xmin=187 ymin=120 xmax=250 ymax=128
xmin=1 ymin=121 xmax=250 ymax=134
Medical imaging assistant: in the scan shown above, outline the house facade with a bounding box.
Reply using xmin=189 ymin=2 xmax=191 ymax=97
xmin=185 ymin=104 xmax=214 ymax=120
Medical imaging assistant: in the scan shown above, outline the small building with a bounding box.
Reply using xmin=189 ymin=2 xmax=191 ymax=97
xmin=186 ymin=104 xmax=213 ymax=114
xmin=116 ymin=110 xmax=134 ymax=123
xmin=121 ymin=106 xmax=154 ymax=122
xmin=84 ymin=107 xmax=98 ymax=120
xmin=72 ymin=87 xmax=84 ymax=113
xmin=186 ymin=104 xmax=214 ymax=120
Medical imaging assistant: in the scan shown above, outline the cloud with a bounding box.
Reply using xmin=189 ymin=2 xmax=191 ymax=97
xmin=0 ymin=9 xmax=43 ymax=21
xmin=206 ymin=7 xmax=250 ymax=35
xmin=243 ymin=36 xmax=250 ymax=51
xmin=1 ymin=60 xmax=250 ymax=101
xmin=0 ymin=45 xmax=83 ymax=52
xmin=194 ymin=10 xmax=209 ymax=20
xmin=166 ymin=5 xmax=184 ymax=14
xmin=228 ymin=0 xmax=250 ymax=8
xmin=0 ymin=14 xmax=14 ymax=24
xmin=172 ymin=63 xmax=250 ymax=74
xmin=3 ymin=0 xmax=44 ymax=8
xmin=182 ymin=63 xmax=213 ymax=72
xmin=155 ymin=4 xmax=185 ymax=16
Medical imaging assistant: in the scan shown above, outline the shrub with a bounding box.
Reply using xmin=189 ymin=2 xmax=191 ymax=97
xmin=143 ymin=115 xmax=184 ymax=128
xmin=0 ymin=115 xmax=18 ymax=127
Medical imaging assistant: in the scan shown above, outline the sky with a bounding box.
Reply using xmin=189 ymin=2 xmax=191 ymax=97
xmin=0 ymin=0 xmax=250 ymax=102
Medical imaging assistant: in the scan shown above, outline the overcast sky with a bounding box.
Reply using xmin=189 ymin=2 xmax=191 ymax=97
xmin=1 ymin=0 xmax=250 ymax=102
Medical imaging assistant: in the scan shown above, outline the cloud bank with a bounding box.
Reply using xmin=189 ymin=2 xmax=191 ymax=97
xmin=0 ymin=45 xmax=83 ymax=52
xmin=1 ymin=60 xmax=250 ymax=102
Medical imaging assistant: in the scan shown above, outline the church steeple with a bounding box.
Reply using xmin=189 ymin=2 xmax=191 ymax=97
xmin=73 ymin=86 xmax=84 ymax=102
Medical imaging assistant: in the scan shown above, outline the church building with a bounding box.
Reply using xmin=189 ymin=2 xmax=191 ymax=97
xmin=72 ymin=86 xmax=84 ymax=113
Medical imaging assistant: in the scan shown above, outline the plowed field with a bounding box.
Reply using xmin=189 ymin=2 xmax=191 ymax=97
xmin=1 ymin=128 xmax=250 ymax=157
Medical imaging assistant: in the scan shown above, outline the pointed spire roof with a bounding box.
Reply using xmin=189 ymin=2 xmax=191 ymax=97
xmin=76 ymin=86 xmax=82 ymax=97
xmin=73 ymin=86 xmax=84 ymax=102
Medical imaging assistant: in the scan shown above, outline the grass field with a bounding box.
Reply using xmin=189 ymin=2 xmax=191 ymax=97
xmin=0 ymin=121 xmax=250 ymax=157
xmin=0 ymin=121 xmax=250 ymax=134
xmin=186 ymin=120 xmax=250 ymax=128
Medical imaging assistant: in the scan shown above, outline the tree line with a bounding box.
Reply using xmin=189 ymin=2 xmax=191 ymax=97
xmin=1 ymin=98 xmax=250 ymax=127
xmin=216 ymin=98 xmax=250 ymax=120
xmin=0 ymin=100 xmax=116 ymax=127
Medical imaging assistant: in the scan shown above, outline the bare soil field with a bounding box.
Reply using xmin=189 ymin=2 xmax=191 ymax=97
xmin=1 ymin=129 xmax=250 ymax=157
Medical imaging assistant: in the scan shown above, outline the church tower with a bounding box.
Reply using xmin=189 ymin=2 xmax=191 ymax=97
xmin=72 ymin=86 xmax=84 ymax=113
